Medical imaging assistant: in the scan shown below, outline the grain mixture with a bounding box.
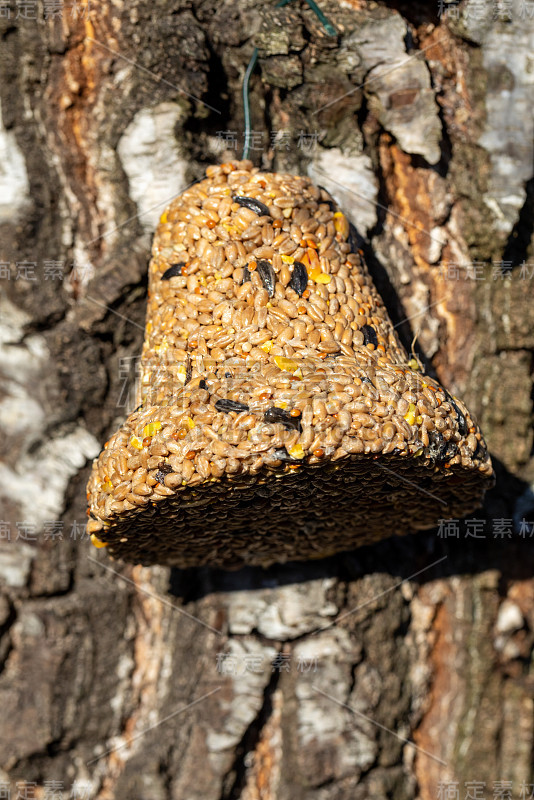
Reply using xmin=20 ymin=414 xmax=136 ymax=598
xmin=86 ymin=160 xmax=494 ymax=569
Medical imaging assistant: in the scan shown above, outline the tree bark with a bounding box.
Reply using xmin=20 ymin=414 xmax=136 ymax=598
xmin=1 ymin=1 xmax=533 ymax=798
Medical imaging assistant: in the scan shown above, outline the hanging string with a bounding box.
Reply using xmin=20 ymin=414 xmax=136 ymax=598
xmin=242 ymin=48 xmax=259 ymax=160
xmin=242 ymin=0 xmax=336 ymax=159
xmin=278 ymin=0 xmax=336 ymax=35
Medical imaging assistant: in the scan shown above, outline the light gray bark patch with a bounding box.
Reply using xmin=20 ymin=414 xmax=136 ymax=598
xmin=309 ymin=149 xmax=378 ymax=234
xmin=117 ymin=102 xmax=189 ymax=233
xmin=0 ymin=99 xmax=30 ymax=224
xmin=479 ymin=24 xmax=534 ymax=234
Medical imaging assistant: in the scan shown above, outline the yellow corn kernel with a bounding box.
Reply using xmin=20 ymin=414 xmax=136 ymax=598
xmin=176 ymin=365 xmax=187 ymax=383
xmin=415 ymin=415 xmax=423 ymax=425
xmin=143 ymin=421 xmax=162 ymax=438
xmin=288 ymin=444 xmax=305 ymax=460
xmin=261 ymin=340 xmax=273 ymax=353
xmin=281 ymin=255 xmax=294 ymax=264
xmin=103 ymin=480 xmax=113 ymax=492
xmin=274 ymin=356 xmax=299 ymax=372
xmin=309 ymin=264 xmax=332 ymax=283
xmin=404 ymin=403 xmax=416 ymax=426
xmin=154 ymin=336 xmax=168 ymax=355
xmin=130 ymin=436 xmax=144 ymax=450
xmin=90 ymin=534 xmax=108 ymax=549
xmin=160 ymin=211 xmax=168 ymax=224
xmin=184 ymin=416 xmax=195 ymax=429
xmin=333 ymin=211 xmax=349 ymax=238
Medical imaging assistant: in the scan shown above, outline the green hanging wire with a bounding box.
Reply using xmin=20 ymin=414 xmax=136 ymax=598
xmin=242 ymin=47 xmax=259 ymax=160
xmin=277 ymin=0 xmax=336 ymax=35
xmin=242 ymin=0 xmax=336 ymax=159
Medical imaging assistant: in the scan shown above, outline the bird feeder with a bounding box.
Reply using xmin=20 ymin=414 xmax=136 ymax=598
xmin=86 ymin=161 xmax=494 ymax=569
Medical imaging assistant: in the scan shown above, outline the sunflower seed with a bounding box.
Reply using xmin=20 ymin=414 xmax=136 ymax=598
xmin=445 ymin=392 xmax=468 ymax=436
xmin=215 ymin=398 xmax=250 ymax=413
xmin=257 ymin=260 xmax=276 ymax=297
xmin=263 ymin=406 xmax=302 ymax=431
xmin=234 ymin=196 xmax=271 ymax=217
xmin=361 ymin=324 xmax=378 ymax=347
xmin=289 ymin=261 xmax=308 ymax=296
xmin=161 ymin=262 xmax=186 ymax=280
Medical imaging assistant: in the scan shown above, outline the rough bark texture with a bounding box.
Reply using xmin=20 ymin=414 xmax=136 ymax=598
xmin=1 ymin=1 xmax=533 ymax=798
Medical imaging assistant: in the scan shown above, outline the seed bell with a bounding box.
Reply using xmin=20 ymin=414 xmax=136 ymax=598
xmin=86 ymin=161 xmax=494 ymax=569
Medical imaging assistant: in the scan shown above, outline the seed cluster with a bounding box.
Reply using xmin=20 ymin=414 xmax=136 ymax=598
xmin=86 ymin=160 xmax=494 ymax=570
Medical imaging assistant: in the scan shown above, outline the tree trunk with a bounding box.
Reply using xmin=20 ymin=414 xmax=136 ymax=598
xmin=1 ymin=1 xmax=533 ymax=798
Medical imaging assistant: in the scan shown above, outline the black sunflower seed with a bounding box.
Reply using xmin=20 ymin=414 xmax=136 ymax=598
xmin=215 ymin=398 xmax=250 ymax=413
xmin=242 ymin=264 xmax=251 ymax=284
xmin=317 ymin=185 xmax=337 ymax=211
xmin=263 ymin=406 xmax=302 ymax=432
xmin=257 ymin=260 xmax=276 ymax=297
xmin=361 ymin=324 xmax=378 ymax=347
xmin=161 ymin=262 xmax=186 ymax=280
xmin=158 ymin=463 xmax=173 ymax=474
xmin=233 ymin=196 xmax=271 ymax=217
xmin=428 ymin=431 xmax=448 ymax=461
xmin=446 ymin=394 xmax=468 ymax=437
xmin=445 ymin=442 xmax=459 ymax=459
xmin=289 ymin=261 xmax=308 ymax=296
xmin=154 ymin=468 xmax=173 ymax=484
xmin=199 ymin=379 xmax=207 ymax=390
